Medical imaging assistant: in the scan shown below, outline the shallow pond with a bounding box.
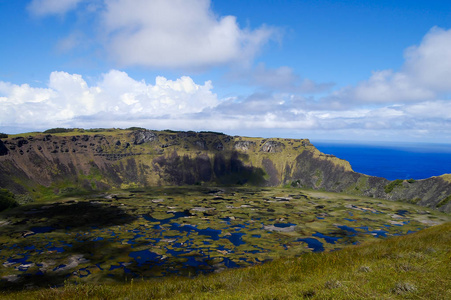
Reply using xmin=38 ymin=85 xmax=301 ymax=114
xmin=0 ymin=187 xmax=449 ymax=289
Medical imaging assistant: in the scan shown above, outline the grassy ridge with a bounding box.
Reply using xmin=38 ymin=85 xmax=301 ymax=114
xmin=3 ymin=222 xmax=450 ymax=299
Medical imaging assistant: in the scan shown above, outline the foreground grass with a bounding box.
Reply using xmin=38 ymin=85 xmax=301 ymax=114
xmin=2 ymin=222 xmax=450 ymax=299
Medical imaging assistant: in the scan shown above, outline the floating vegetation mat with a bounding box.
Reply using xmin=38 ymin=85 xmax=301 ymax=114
xmin=0 ymin=187 xmax=449 ymax=289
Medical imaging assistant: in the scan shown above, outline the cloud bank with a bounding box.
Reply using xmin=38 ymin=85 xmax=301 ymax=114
xmin=1 ymin=69 xmax=450 ymax=142
xmin=0 ymin=70 xmax=218 ymax=128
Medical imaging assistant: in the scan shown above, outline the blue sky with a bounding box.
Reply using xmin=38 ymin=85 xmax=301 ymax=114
xmin=1 ymin=0 xmax=451 ymax=143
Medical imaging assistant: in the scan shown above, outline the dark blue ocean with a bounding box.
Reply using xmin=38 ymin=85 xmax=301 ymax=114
xmin=312 ymin=141 xmax=451 ymax=180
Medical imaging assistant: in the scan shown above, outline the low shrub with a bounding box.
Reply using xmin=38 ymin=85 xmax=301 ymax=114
xmin=0 ymin=189 xmax=19 ymax=211
xmin=199 ymin=131 xmax=225 ymax=135
xmin=384 ymin=179 xmax=404 ymax=193
xmin=44 ymin=128 xmax=74 ymax=134
xmin=15 ymin=194 xmax=34 ymax=205
xmin=437 ymin=195 xmax=451 ymax=208
xmin=85 ymin=128 xmax=114 ymax=132
xmin=126 ymin=127 xmax=146 ymax=131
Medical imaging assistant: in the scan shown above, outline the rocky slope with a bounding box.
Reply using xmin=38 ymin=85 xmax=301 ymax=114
xmin=0 ymin=129 xmax=450 ymax=212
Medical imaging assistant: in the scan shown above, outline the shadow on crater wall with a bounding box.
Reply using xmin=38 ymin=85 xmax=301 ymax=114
xmin=153 ymin=151 xmax=266 ymax=186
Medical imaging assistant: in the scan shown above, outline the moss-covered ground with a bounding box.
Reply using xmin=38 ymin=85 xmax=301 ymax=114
xmin=0 ymin=187 xmax=449 ymax=297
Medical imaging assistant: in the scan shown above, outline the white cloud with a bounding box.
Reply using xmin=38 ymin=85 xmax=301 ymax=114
xmin=0 ymin=82 xmax=54 ymax=105
xmin=1 ymin=71 xmax=451 ymax=142
xmin=0 ymin=70 xmax=218 ymax=127
xmin=405 ymin=100 xmax=451 ymax=119
xmin=351 ymin=70 xmax=435 ymax=102
xmin=28 ymin=0 xmax=84 ymax=16
xmin=404 ymin=27 xmax=451 ymax=91
xmin=335 ymin=27 xmax=451 ymax=103
xmin=28 ymin=0 xmax=277 ymax=69
xmin=101 ymin=0 xmax=276 ymax=68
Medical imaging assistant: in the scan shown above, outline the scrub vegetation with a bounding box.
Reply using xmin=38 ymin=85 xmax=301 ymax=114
xmin=0 ymin=189 xmax=18 ymax=212
xmin=384 ymin=179 xmax=404 ymax=193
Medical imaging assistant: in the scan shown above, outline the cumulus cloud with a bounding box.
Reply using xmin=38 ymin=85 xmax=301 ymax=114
xmin=226 ymin=63 xmax=334 ymax=93
xmin=334 ymin=27 xmax=451 ymax=103
xmin=404 ymin=27 xmax=451 ymax=91
xmin=0 ymin=70 xmax=218 ymax=128
xmin=1 ymin=70 xmax=451 ymax=142
xmin=28 ymin=0 xmax=84 ymax=16
xmin=100 ymin=0 xmax=277 ymax=68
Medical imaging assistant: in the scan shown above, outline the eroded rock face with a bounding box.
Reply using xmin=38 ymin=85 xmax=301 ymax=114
xmin=193 ymin=140 xmax=208 ymax=150
xmin=213 ymin=141 xmax=224 ymax=151
xmin=133 ymin=130 xmax=157 ymax=145
xmin=260 ymin=141 xmax=285 ymax=153
xmin=234 ymin=141 xmax=256 ymax=151
xmin=15 ymin=138 xmax=28 ymax=148
xmin=0 ymin=140 xmax=8 ymax=156
xmin=176 ymin=131 xmax=197 ymax=138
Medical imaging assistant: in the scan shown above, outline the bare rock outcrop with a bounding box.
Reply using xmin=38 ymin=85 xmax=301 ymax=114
xmin=213 ymin=141 xmax=224 ymax=151
xmin=234 ymin=141 xmax=256 ymax=152
xmin=260 ymin=141 xmax=285 ymax=153
xmin=133 ymin=130 xmax=158 ymax=145
xmin=193 ymin=140 xmax=208 ymax=150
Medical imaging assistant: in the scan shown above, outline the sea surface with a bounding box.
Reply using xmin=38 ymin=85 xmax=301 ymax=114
xmin=313 ymin=141 xmax=451 ymax=180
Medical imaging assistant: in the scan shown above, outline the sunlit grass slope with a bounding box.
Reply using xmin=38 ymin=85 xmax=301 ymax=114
xmin=3 ymin=222 xmax=450 ymax=300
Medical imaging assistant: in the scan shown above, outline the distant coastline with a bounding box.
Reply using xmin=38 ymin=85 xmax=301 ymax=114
xmin=313 ymin=141 xmax=451 ymax=180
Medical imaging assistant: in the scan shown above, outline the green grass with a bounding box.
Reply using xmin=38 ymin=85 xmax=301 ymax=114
xmin=441 ymin=174 xmax=451 ymax=183
xmin=2 ymin=221 xmax=449 ymax=299
xmin=8 ymin=128 xmax=131 ymax=138
xmin=437 ymin=195 xmax=451 ymax=208
xmin=384 ymin=179 xmax=404 ymax=193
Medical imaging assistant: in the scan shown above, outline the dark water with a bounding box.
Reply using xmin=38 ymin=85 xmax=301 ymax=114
xmin=274 ymin=223 xmax=296 ymax=228
xmin=312 ymin=232 xmax=341 ymax=244
xmin=297 ymin=238 xmax=324 ymax=252
xmin=30 ymin=226 xmax=55 ymax=234
xmin=313 ymin=142 xmax=451 ymax=180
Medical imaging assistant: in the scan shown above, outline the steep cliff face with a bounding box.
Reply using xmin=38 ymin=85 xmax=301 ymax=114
xmin=0 ymin=129 xmax=450 ymax=212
